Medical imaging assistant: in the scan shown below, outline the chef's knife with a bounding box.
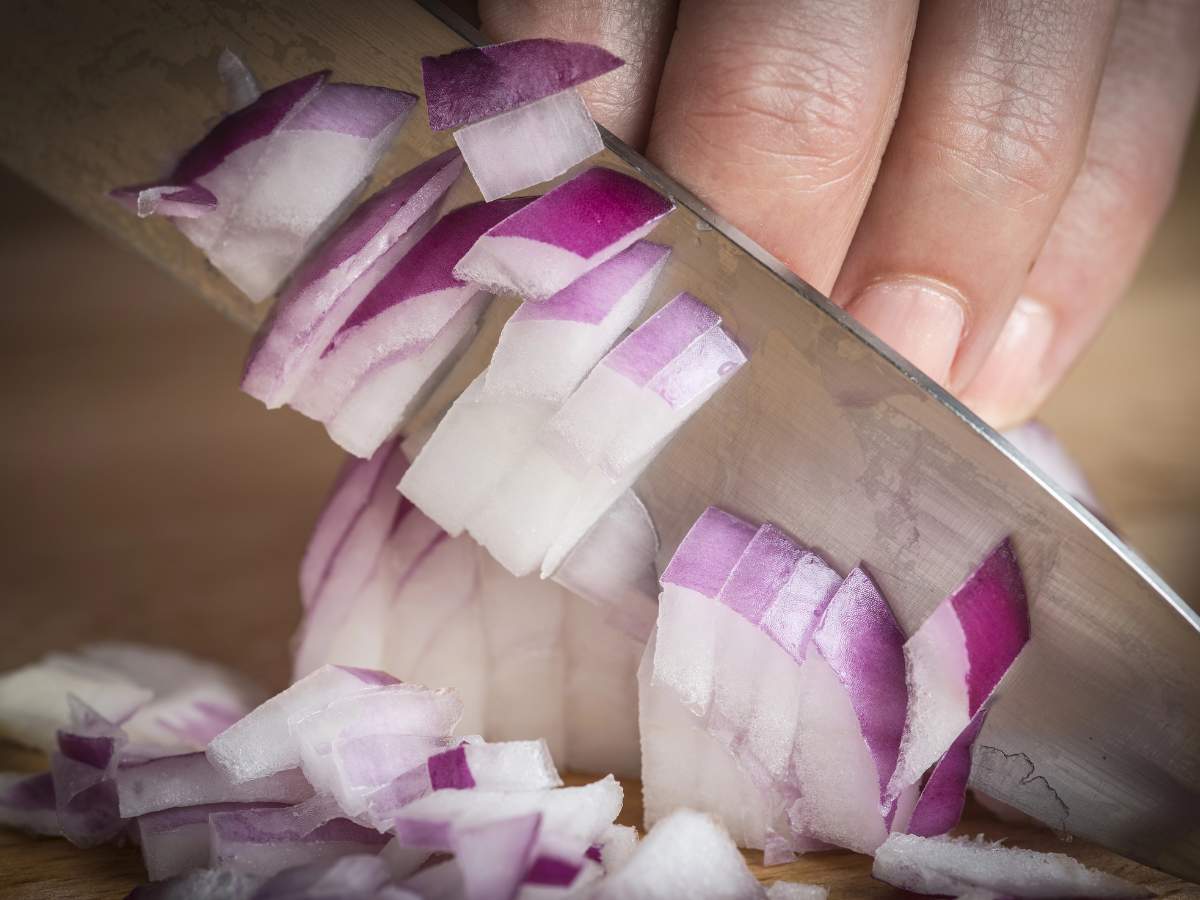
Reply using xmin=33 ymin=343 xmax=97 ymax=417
xmin=1 ymin=0 xmax=1196 ymax=880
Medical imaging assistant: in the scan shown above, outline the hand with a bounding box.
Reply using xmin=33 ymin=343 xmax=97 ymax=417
xmin=479 ymin=0 xmax=1200 ymax=428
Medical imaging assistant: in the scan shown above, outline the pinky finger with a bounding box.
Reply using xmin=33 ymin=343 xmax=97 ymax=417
xmin=960 ymin=0 xmax=1200 ymax=428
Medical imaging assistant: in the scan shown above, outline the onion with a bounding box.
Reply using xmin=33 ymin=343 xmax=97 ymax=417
xmin=0 ymin=771 xmax=60 ymax=837
xmin=138 ymin=801 xmax=285 ymax=881
xmin=250 ymin=854 xmax=392 ymax=900
xmin=217 ymin=49 xmax=261 ymax=111
xmin=288 ymin=198 xmax=531 ymax=458
xmin=242 ymin=148 xmax=465 ymax=409
xmin=1002 ymin=421 xmax=1102 ymax=515
xmin=871 ymin=833 xmax=1150 ymax=898
xmin=112 ymin=56 xmax=417 ymax=301
xmin=454 ymin=167 xmax=673 ymax=301
xmin=452 ymin=811 xmax=542 ymax=900
xmin=886 ymin=539 xmax=1029 ymax=803
xmin=117 ymin=752 xmax=312 ymax=820
xmin=51 ymin=697 xmax=127 ymax=847
xmin=468 ymin=293 xmax=744 ymax=577
xmin=399 ymin=241 xmax=669 ymax=537
xmin=205 ymin=665 xmax=400 ymax=785
xmin=209 ymin=807 xmax=389 ymax=877
xmin=126 ymin=868 xmax=263 ymax=900
xmin=422 ymin=39 xmax=623 ymax=201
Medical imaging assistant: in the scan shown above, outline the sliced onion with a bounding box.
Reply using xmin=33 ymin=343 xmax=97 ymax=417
xmin=455 ymin=89 xmax=604 ymax=201
xmin=454 ymin=167 xmax=673 ymax=301
xmin=52 ymin=697 xmax=127 ymax=847
xmin=594 ymin=823 xmax=638 ymax=873
xmin=209 ymin=807 xmax=388 ymax=877
xmin=137 ymin=801 xmax=284 ymax=881
xmin=289 ymin=198 xmax=531 ymax=457
xmin=217 ymin=48 xmax=261 ymax=111
xmin=117 ymin=752 xmax=312 ymax=820
xmin=422 ymin=39 xmax=623 ymax=132
xmin=0 ymin=771 xmax=60 ymax=837
xmin=112 ymin=58 xmax=416 ymax=301
xmin=390 ymin=775 xmax=622 ymax=852
xmin=903 ymin=707 xmax=989 ymax=838
xmin=591 ymin=809 xmax=765 ymax=900
xmin=887 ymin=539 xmax=1029 ymax=803
xmin=206 ymin=665 xmax=400 ymax=785
xmin=125 ymin=868 xmax=263 ymax=900
xmin=242 ymin=148 xmax=464 ymax=409
xmin=871 ymin=833 xmax=1149 ymax=899
xmin=766 ymin=884 xmax=829 ymax=900
xmin=380 ymin=836 xmax=432 ymax=881
xmin=452 ymin=811 xmax=542 ymax=900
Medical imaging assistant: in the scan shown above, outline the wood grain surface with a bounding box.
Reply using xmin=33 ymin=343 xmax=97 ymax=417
xmin=1 ymin=0 xmax=1198 ymax=897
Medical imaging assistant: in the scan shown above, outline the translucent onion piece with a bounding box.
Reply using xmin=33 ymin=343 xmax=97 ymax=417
xmin=453 ymin=811 xmax=542 ymax=900
xmin=591 ymin=809 xmax=765 ymax=900
xmin=872 ymin=833 xmax=1150 ymax=899
xmin=113 ymin=61 xmax=417 ymax=301
xmin=766 ymin=884 xmax=828 ymax=900
xmin=456 ymin=89 xmax=603 ymax=201
xmin=109 ymin=183 xmax=217 ymax=218
xmin=551 ymin=489 xmax=659 ymax=641
xmin=242 ymin=148 xmax=464 ymax=408
xmin=51 ymin=697 xmax=127 ymax=847
xmin=137 ymin=801 xmax=283 ymax=881
xmin=250 ymin=854 xmax=391 ymax=900
xmin=0 ymin=771 xmax=59 ymax=837
xmin=117 ymin=752 xmax=312 ymax=819
xmin=888 ymin=540 xmax=1029 ymax=802
xmin=380 ymin=837 xmax=432 ymax=881
xmin=209 ymin=807 xmax=388 ymax=877
xmin=391 ymin=775 xmax=621 ymax=851
xmin=905 ymin=707 xmax=989 ymax=838
xmin=0 ymin=654 xmax=152 ymax=753
xmin=595 ymin=823 xmax=638 ymax=873
xmin=454 ymin=167 xmax=673 ymax=301
xmin=422 ymin=39 xmax=622 ymax=132
xmin=206 ymin=664 xmax=399 ymax=784
xmin=812 ymin=567 xmax=907 ymax=810
xmin=486 ymin=241 xmax=669 ymax=404
xmin=218 ymin=49 xmax=261 ymax=110
xmin=125 ymin=868 xmax=263 ymax=900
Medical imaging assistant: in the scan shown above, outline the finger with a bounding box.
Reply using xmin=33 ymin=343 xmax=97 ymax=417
xmin=832 ymin=0 xmax=1119 ymax=389
xmin=645 ymin=0 xmax=919 ymax=293
xmin=478 ymin=0 xmax=677 ymax=148
xmin=960 ymin=0 xmax=1200 ymax=427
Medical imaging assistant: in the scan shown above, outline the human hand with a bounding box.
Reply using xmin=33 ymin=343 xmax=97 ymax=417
xmin=479 ymin=0 xmax=1200 ymax=427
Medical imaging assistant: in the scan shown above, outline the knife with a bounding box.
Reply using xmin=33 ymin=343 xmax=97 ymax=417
xmin=1 ymin=0 xmax=1196 ymax=881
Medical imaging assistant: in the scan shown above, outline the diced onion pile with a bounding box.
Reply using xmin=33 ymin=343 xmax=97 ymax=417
xmin=19 ymin=32 xmax=1139 ymax=900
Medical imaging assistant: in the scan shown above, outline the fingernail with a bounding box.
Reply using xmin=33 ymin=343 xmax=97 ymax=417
xmin=846 ymin=278 xmax=965 ymax=386
xmin=960 ymin=296 xmax=1055 ymax=428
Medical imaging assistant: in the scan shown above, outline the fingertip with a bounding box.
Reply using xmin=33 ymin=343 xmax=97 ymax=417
xmin=959 ymin=297 xmax=1056 ymax=429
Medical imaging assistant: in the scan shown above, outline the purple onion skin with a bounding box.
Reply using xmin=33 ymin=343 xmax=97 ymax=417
xmin=661 ymin=506 xmax=757 ymax=599
xmin=423 ymin=39 xmax=623 ymax=131
xmin=489 ymin=167 xmax=671 ymax=257
xmin=906 ymin=707 xmax=990 ymax=837
xmin=338 ymin=198 xmax=532 ymax=335
xmin=604 ymin=292 xmax=720 ymax=387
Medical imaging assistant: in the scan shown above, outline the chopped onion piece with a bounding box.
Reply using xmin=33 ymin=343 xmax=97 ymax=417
xmin=113 ymin=59 xmax=417 ymax=301
xmin=218 ymin=48 xmax=261 ymax=111
xmin=250 ymin=853 xmax=391 ymax=900
xmin=872 ymin=833 xmax=1150 ymax=898
xmin=888 ymin=540 xmax=1029 ymax=803
xmin=486 ymin=241 xmax=670 ymax=404
xmin=289 ymin=198 xmax=530 ymax=457
xmin=391 ymin=775 xmax=621 ymax=851
xmin=209 ymin=807 xmax=388 ymax=877
xmin=0 ymin=771 xmax=59 ymax=837
xmin=117 ymin=752 xmax=312 ymax=819
xmin=110 ymin=184 xmax=217 ymax=218
xmin=594 ymin=824 xmax=638 ymax=873
xmin=126 ymin=868 xmax=263 ymax=900
xmin=138 ymin=801 xmax=283 ymax=881
xmin=455 ymin=89 xmax=603 ymax=201
xmin=0 ymin=654 xmax=152 ymax=752
xmin=765 ymin=884 xmax=828 ymax=900
xmin=380 ymin=836 xmax=432 ymax=881
xmin=591 ymin=809 xmax=765 ymax=900
xmin=51 ymin=697 xmax=127 ymax=847
xmin=812 ymin=568 xmax=907 ymax=812
xmin=454 ymin=167 xmax=673 ymax=301
xmin=242 ymin=149 xmax=464 ymax=408
xmin=552 ymin=489 xmax=659 ymax=641
xmin=905 ymin=708 xmax=989 ymax=838
xmin=422 ymin=39 xmax=623 ymax=132
xmin=206 ymin=665 xmax=399 ymax=784
xmin=453 ymin=811 xmax=542 ymax=900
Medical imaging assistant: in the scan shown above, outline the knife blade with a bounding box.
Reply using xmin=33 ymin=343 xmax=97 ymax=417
xmin=0 ymin=0 xmax=1195 ymax=880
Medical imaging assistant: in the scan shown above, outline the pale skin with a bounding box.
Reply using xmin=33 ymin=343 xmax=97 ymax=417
xmin=477 ymin=0 xmax=1200 ymax=428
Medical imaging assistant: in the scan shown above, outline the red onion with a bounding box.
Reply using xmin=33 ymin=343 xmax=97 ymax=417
xmin=454 ymin=167 xmax=673 ymax=301
xmin=872 ymin=833 xmax=1149 ymax=898
xmin=0 ymin=771 xmax=60 ymax=837
xmin=209 ymin=807 xmax=388 ymax=877
xmin=117 ymin=753 xmax=311 ymax=820
xmin=242 ymin=149 xmax=465 ymax=409
xmin=138 ymin=801 xmax=285 ymax=881
xmin=112 ymin=56 xmax=416 ymax=302
xmin=422 ymin=39 xmax=623 ymax=201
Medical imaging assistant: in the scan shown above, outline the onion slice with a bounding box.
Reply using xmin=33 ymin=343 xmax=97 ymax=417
xmin=0 ymin=771 xmax=59 ymax=837
xmin=209 ymin=807 xmax=388 ymax=877
xmin=112 ymin=57 xmax=417 ymax=301
xmin=242 ymin=149 xmax=465 ymax=409
xmin=117 ymin=752 xmax=312 ymax=820
xmin=871 ymin=833 xmax=1150 ymax=899
xmin=454 ymin=167 xmax=673 ymax=301
xmin=137 ymin=801 xmax=284 ymax=881
xmin=51 ymin=697 xmax=127 ymax=847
